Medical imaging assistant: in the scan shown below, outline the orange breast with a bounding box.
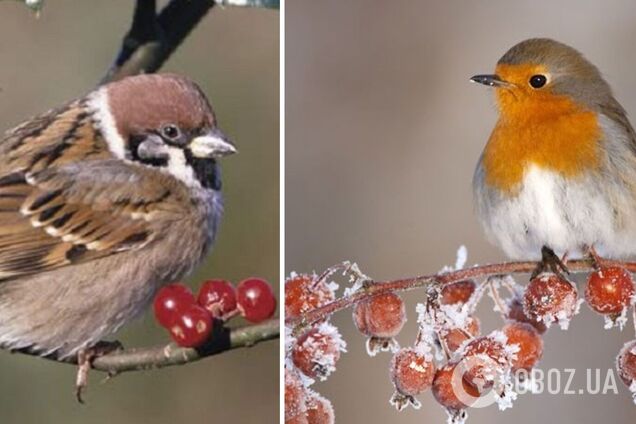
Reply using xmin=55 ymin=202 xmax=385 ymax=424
xmin=482 ymin=92 xmax=601 ymax=194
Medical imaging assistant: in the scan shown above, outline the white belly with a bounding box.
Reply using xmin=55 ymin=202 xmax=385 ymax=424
xmin=479 ymin=165 xmax=634 ymax=260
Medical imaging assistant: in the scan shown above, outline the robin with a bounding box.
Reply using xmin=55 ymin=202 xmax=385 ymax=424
xmin=471 ymin=38 xmax=636 ymax=273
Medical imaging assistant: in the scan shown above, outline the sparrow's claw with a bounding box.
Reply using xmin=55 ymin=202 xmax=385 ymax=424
xmin=75 ymin=340 xmax=123 ymax=404
xmin=530 ymin=246 xmax=570 ymax=279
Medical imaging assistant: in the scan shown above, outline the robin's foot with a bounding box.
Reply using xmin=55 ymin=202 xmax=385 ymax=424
xmin=531 ymin=246 xmax=570 ymax=279
xmin=75 ymin=340 xmax=123 ymax=404
xmin=586 ymin=246 xmax=606 ymax=269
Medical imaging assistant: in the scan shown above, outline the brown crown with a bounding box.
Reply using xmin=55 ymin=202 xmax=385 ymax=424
xmin=105 ymin=73 xmax=216 ymax=140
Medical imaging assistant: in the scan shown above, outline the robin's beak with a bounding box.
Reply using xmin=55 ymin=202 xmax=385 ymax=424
xmin=189 ymin=128 xmax=237 ymax=159
xmin=469 ymin=74 xmax=511 ymax=88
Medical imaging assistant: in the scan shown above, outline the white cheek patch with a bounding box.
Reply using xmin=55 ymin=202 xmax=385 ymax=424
xmin=164 ymin=147 xmax=200 ymax=188
xmin=86 ymin=88 xmax=127 ymax=160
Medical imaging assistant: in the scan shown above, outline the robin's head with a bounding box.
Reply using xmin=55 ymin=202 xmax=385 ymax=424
xmin=471 ymin=38 xmax=615 ymax=120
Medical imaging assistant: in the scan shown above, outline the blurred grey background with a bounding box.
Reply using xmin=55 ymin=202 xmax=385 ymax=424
xmin=287 ymin=1 xmax=636 ymax=423
xmin=0 ymin=1 xmax=278 ymax=423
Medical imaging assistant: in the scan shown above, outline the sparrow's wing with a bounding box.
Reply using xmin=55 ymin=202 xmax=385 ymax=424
xmin=0 ymin=160 xmax=185 ymax=281
xmin=0 ymin=100 xmax=114 ymax=173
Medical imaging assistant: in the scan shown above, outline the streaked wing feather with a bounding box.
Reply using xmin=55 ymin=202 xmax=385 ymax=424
xmin=0 ymin=161 xmax=179 ymax=281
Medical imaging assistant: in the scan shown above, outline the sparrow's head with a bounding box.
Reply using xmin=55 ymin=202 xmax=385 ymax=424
xmin=89 ymin=73 xmax=236 ymax=190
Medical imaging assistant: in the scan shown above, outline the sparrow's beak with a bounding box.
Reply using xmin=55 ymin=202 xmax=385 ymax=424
xmin=189 ymin=128 xmax=237 ymax=159
xmin=469 ymin=74 xmax=511 ymax=88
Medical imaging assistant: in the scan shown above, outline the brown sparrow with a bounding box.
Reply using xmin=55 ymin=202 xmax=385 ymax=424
xmin=0 ymin=74 xmax=236 ymax=363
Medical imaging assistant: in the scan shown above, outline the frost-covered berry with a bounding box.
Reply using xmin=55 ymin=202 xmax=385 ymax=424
xmin=237 ymin=278 xmax=277 ymax=323
xmin=153 ymin=283 xmax=196 ymax=328
xmin=389 ymin=348 xmax=436 ymax=410
xmin=352 ymin=292 xmax=406 ymax=355
xmin=523 ymin=273 xmax=579 ymax=330
xmin=285 ymin=368 xmax=307 ymax=422
xmin=197 ymin=279 xmax=237 ymax=318
xmin=305 ymin=390 xmax=335 ymax=424
xmin=617 ymin=340 xmax=636 ymax=388
xmin=440 ymin=280 xmax=476 ymax=305
xmin=441 ymin=316 xmax=481 ymax=353
xmin=168 ymin=304 xmax=213 ymax=348
xmin=585 ymin=267 xmax=634 ymax=316
xmin=292 ymin=323 xmax=346 ymax=380
xmin=459 ymin=333 xmax=513 ymax=394
xmin=432 ymin=362 xmax=478 ymax=411
xmin=352 ymin=292 xmax=406 ymax=338
xmin=507 ymin=297 xmax=547 ymax=334
xmin=503 ymin=322 xmax=543 ymax=372
xmin=286 ymin=273 xmax=336 ymax=319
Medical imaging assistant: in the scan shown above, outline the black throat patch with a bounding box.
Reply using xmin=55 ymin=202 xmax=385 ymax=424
xmin=184 ymin=148 xmax=222 ymax=190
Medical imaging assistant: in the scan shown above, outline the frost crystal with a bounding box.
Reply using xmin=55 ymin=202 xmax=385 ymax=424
xmin=455 ymin=245 xmax=468 ymax=270
xmin=630 ymin=380 xmax=636 ymax=405
xmin=603 ymin=307 xmax=629 ymax=330
xmin=495 ymin=380 xmax=518 ymax=411
xmin=445 ymin=409 xmax=468 ymax=424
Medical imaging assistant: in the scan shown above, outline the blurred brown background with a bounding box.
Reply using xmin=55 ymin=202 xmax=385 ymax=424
xmin=0 ymin=1 xmax=278 ymax=423
xmin=286 ymin=0 xmax=636 ymax=423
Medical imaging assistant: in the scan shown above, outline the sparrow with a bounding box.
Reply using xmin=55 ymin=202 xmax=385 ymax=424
xmin=471 ymin=38 xmax=636 ymax=268
xmin=0 ymin=74 xmax=236 ymax=371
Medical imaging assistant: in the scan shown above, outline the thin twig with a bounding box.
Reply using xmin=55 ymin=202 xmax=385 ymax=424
xmin=286 ymin=258 xmax=636 ymax=331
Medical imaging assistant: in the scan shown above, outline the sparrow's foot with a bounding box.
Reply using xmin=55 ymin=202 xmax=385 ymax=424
xmin=530 ymin=246 xmax=570 ymax=279
xmin=75 ymin=340 xmax=123 ymax=404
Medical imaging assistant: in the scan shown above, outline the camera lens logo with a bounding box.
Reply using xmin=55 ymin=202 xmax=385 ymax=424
xmin=451 ymin=355 xmax=506 ymax=408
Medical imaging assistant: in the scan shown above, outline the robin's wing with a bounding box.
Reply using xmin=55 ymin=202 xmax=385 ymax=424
xmin=600 ymin=99 xmax=636 ymax=154
xmin=0 ymin=160 xmax=184 ymax=281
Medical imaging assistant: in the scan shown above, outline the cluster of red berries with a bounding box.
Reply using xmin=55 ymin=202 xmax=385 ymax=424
xmin=285 ymin=261 xmax=636 ymax=423
xmin=154 ymin=278 xmax=276 ymax=348
xmin=285 ymin=273 xmax=344 ymax=423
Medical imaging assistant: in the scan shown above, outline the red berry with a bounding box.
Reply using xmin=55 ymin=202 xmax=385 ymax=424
xmin=352 ymin=292 xmax=406 ymax=338
xmin=197 ymin=279 xmax=237 ymax=318
xmin=390 ymin=348 xmax=435 ymax=397
xmin=237 ymin=278 xmax=277 ymax=323
xmin=503 ymin=322 xmax=543 ymax=372
xmin=585 ymin=267 xmax=635 ymax=315
xmin=153 ymin=283 xmax=196 ymax=328
xmin=286 ymin=273 xmax=336 ymax=319
xmin=292 ymin=324 xmax=344 ymax=380
xmin=305 ymin=390 xmax=334 ymax=424
xmin=432 ymin=362 xmax=479 ymax=411
xmin=617 ymin=340 xmax=636 ymax=388
xmin=507 ymin=297 xmax=547 ymax=334
xmin=285 ymin=368 xmax=307 ymax=422
xmin=523 ymin=273 xmax=579 ymax=329
xmin=440 ymin=280 xmax=476 ymax=305
xmin=441 ymin=316 xmax=481 ymax=353
xmin=460 ymin=334 xmax=511 ymax=394
xmin=168 ymin=304 xmax=213 ymax=348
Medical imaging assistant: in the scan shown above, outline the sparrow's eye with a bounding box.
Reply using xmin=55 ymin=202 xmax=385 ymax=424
xmin=161 ymin=124 xmax=181 ymax=140
xmin=529 ymin=74 xmax=547 ymax=89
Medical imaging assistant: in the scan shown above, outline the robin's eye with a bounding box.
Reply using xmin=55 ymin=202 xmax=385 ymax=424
xmin=161 ymin=124 xmax=181 ymax=140
xmin=529 ymin=74 xmax=547 ymax=89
